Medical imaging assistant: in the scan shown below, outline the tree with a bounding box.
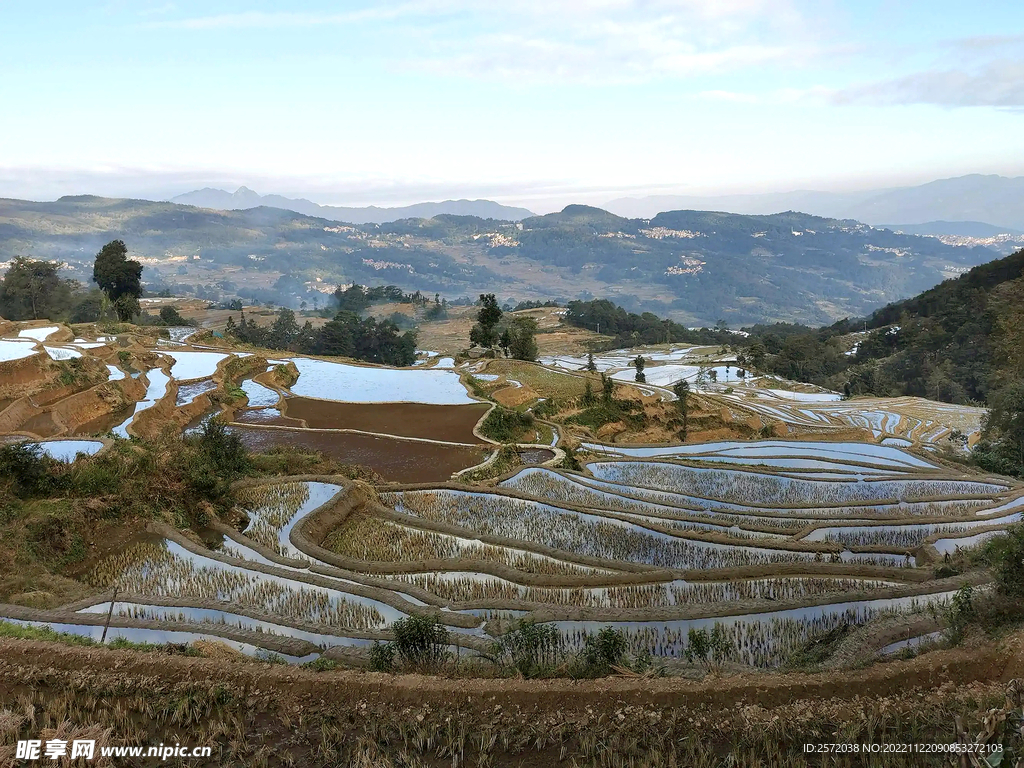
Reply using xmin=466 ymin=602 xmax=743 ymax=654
xmin=470 ymin=293 xmax=502 ymax=348
xmin=601 ymin=373 xmax=614 ymax=403
xmin=673 ymin=380 xmax=690 ymax=438
xmin=92 ymin=240 xmax=142 ymax=322
xmin=505 ymin=317 xmax=538 ymax=361
xmin=633 ymin=355 xmax=646 ymax=383
xmin=68 ymin=290 xmax=105 ymax=324
xmin=994 ymin=525 xmax=1024 ymax=598
xmin=158 ymin=306 xmax=189 ymax=326
xmin=582 ymin=379 xmax=596 ymax=407
xmin=269 ymin=308 xmax=300 ymax=349
xmin=0 ymin=257 xmax=74 ymax=321
xmin=978 ymin=382 xmax=1024 ymax=475
xmin=586 ymin=352 xmax=597 ymax=372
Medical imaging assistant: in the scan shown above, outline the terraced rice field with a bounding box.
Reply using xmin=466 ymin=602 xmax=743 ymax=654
xmin=2 ymin=324 xmax=1017 ymax=671
xmin=18 ymin=439 xmax=1017 ymax=669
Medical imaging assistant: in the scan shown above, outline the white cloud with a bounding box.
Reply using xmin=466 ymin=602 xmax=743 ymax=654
xmin=826 ymin=60 xmax=1024 ymax=108
xmin=152 ymin=0 xmax=811 ymax=82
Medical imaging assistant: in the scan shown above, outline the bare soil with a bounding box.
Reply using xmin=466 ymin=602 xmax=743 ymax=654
xmin=228 ymin=425 xmax=489 ymax=483
xmin=282 ymin=398 xmax=489 ymax=443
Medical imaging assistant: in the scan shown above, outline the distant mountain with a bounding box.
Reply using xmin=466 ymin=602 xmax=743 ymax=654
xmin=169 ymin=187 xmax=535 ymax=224
xmin=880 ymin=221 xmax=1024 ymax=237
xmin=606 ymin=174 xmax=1024 ymax=231
xmin=0 ymin=196 xmax=1000 ymax=326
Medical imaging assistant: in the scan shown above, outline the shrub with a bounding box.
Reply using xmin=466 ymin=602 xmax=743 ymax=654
xmin=995 ymin=525 xmax=1024 ymax=598
xmin=302 ymin=657 xmax=339 ymax=672
xmin=479 ymin=407 xmax=534 ymax=443
xmin=532 ymin=398 xmax=558 ymax=419
xmin=495 ymin=619 xmax=564 ymax=678
xmin=577 ymin=626 xmax=629 ymax=677
xmin=369 ymin=641 xmax=396 ymax=673
xmin=195 ymin=418 xmax=250 ymax=478
xmin=0 ymin=443 xmax=49 ymax=497
xmin=685 ymin=623 xmax=733 ymax=671
xmin=390 ymin=614 xmax=449 ymax=672
xmin=945 ymin=584 xmax=976 ymax=642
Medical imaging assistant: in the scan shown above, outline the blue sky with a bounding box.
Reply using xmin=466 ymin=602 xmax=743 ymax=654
xmin=1 ymin=1 xmax=1023 ymax=210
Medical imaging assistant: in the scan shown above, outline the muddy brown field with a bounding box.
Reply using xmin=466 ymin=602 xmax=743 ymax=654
xmin=228 ymin=425 xmax=489 ymax=482
xmin=282 ymin=398 xmax=489 ymax=443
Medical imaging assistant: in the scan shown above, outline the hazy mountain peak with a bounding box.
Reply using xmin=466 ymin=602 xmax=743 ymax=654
xmin=603 ymin=174 xmax=1024 ymax=231
xmin=169 ymin=188 xmax=535 ymax=224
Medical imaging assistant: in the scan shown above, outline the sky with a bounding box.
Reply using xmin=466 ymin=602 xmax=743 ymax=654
xmin=1 ymin=0 xmax=1023 ymax=211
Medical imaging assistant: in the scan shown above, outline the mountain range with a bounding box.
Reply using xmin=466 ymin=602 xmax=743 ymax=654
xmin=0 ymin=195 xmax=1000 ymax=327
xmin=169 ymin=187 xmax=535 ymax=224
xmin=604 ymin=174 xmax=1024 ymax=231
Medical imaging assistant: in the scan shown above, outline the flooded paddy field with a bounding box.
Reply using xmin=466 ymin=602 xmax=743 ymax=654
xmin=2 ymin=322 xmax=1018 ymax=672
xmin=22 ymin=433 xmax=1020 ymax=669
xmin=228 ymin=425 xmax=489 ymax=482
xmin=282 ymin=397 xmax=489 ymax=443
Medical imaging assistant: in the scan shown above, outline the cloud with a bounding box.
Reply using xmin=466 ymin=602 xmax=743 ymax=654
xmin=151 ymin=0 xmax=812 ymax=82
xmin=826 ymin=59 xmax=1024 ymax=109
xmin=149 ymin=6 xmax=403 ymax=30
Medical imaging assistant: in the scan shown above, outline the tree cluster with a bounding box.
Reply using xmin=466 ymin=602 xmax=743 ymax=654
xmin=230 ymin=308 xmax=417 ymax=367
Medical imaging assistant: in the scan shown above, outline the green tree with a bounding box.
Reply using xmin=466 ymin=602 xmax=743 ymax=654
xmin=585 ymin=352 xmax=597 ymax=372
xmin=470 ymin=293 xmax=502 ymax=348
xmin=600 ymin=373 xmax=614 ymax=403
xmin=0 ymin=257 xmax=74 ymax=321
xmin=994 ymin=525 xmax=1024 ymax=598
xmin=977 ymin=382 xmax=1024 ymax=476
xmin=92 ymin=240 xmax=142 ymax=322
xmin=582 ymin=378 xmax=596 ymax=407
xmin=579 ymin=627 xmax=628 ymax=676
xmin=269 ymin=308 xmax=300 ymax=349
xmin=633 ymin=355 xmax=646 ymax=383
xmin=496 ymin=619 xmax=564 ymax=678
xmin=673 ymin=380 xmax=691 ymax=436
xmin=506 ymin=317 xmax=538 ymax=361
xmin=390 ymin=614 xmax=450 ymax=672
xmin=158 ymin=306 xmax=189 ymax=326
xmin=68 ymin=290 xmax=105 ymax=323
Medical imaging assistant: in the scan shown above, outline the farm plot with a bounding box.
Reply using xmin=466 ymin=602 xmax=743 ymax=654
xmin=587 ymin=461 xmax=1005 ymax=506
xmin=382 ymin=488 xmax=818 ymax=569
xmin=112 ymin=369 xmax=171 ymax=438
xmin=718 ymin=390 xmax=987 ymax=446
xmin=236 ymin=481 xmax=342 ymax=559
xmin=285 ymin=357 xmax=474 ymax=404
xmin=88 ymin=539 xmax=403 ymax=630
xmin=21 ymin=432 xmax=1018 ymax=668
xmin=160 ymin=350 xmax=228 ymax=381
xmin=323 ymin=514 xmax=608 ymax=577
xmin=551 ymin=590 xmax=958 ymax=667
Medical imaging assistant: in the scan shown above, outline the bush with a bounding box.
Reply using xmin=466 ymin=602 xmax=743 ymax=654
xmin=0 ymin=443 xmax=50 ymax=497
xmin=194 ymin=418 xmax=250 ymax=478
xmin=532 ymin=398 xmax=558 ymax=419
xmin=159 ymin=306 xmax=192 ymax=326
xmin=945 ymin=584 xmax=976 ymax=642
xmin=685 ymin=624 xmax=733 ymax=671
xmin=995 ymin=525 xmax=1024 ymax=598
xmin=479 ymin=407 xmax=534 ymax=443
xmin=577 ymin=627 xmax=629 ymax=676
xmin=369 ymin=641 xmax=396 ymax=672
xmin=495 ymin=620 xmax=564 ymax=678
xmin=390 ymin=614 xmax=449 ymax=671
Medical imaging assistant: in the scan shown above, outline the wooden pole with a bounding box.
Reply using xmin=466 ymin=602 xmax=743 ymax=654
xmin=100 ymin=587 xmax=118 ymax=644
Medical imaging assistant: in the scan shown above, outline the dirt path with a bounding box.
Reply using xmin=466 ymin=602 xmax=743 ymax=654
xmin=2 ymin=631 xmax=1021 ymax=712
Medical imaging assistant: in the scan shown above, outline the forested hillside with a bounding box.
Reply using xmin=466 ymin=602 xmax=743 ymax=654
xmin=758 ymin=248 xmax=1024 ymax=402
